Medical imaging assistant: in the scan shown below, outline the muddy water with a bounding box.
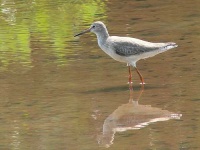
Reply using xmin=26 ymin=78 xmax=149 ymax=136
xmin=0 ymin=0 xmax=199 ymax=149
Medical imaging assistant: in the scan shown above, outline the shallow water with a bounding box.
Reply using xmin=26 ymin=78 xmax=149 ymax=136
xmin=0 ymin=0 xmax=199 ymax=149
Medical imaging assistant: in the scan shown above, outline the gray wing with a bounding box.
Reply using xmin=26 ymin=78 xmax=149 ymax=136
xmin=113 ymin=42 xmax=158 ymax=56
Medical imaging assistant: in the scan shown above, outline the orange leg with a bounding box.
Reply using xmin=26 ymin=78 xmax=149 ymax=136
xmin=128 ymin=65 xmax=133 ymax=90
xmin=135 ymin=67 xmax=145 ymax=88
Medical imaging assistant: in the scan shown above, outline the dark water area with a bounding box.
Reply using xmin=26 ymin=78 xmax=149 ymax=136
xmin=0 ymin=0 xmax=199 ymax=149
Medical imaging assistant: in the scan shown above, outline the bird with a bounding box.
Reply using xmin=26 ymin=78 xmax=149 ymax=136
xmin=74 ymin=21 xmax=178 ymax=88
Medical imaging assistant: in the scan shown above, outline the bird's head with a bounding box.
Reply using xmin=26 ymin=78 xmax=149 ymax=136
xmin=74 ymin=21 xmax=108 ymax=37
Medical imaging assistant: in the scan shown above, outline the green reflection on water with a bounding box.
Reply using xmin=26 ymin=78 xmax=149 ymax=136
xmin=0 ymin=0 xmax=106 ymax=70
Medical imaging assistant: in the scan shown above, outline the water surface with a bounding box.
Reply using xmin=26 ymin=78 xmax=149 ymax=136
xmin=0 ymin=0 xmax=199 ymax=149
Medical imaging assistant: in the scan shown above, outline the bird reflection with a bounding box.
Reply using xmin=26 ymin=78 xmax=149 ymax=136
xmin=98 ymin=88 xmax=182 ymax=148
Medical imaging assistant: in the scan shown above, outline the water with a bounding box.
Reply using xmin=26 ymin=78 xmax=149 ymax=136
xmin=0 ymin=0 xmax=199 ymax=149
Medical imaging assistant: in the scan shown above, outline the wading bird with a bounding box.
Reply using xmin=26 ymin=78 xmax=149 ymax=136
xmin=74 ymin=21 xmax=178 ymax=88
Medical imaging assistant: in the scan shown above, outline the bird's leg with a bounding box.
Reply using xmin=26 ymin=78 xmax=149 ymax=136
xmin=127 ymin=64 xmax=133 ymax=90
xmin=128 ymin=65 xmax=132 ymax=84
xmin=135 ymin=67 xmax=145 ymax=88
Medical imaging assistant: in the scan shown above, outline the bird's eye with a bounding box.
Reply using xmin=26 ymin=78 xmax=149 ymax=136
xmin=92 ymin=25 xmax=95 ymax=28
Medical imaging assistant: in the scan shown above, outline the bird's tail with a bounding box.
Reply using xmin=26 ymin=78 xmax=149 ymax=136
xmin=137 ymin=42 xmax=178 ymax=61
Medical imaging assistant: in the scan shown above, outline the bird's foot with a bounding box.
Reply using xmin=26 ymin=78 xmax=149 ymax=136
xmin=127 ymin=82 xmax=133 ymax=84
xmin=140 ymin=82 xmax=146 ymax=85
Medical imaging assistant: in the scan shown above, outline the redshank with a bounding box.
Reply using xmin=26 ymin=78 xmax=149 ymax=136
xmin=74 ymin=21 xmax=178 ymax=88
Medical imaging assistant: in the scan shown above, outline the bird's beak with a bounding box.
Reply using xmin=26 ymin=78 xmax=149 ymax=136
xmin=74 ymin=27 xmax=91 ymax=37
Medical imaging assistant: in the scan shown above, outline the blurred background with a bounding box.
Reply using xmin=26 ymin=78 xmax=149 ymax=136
xmin=0 ymin=0 xmax=199 ymax=149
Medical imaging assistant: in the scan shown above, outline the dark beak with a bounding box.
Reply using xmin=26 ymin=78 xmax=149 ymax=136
xmin=74 ymin=27 xmax=91 ymax=37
